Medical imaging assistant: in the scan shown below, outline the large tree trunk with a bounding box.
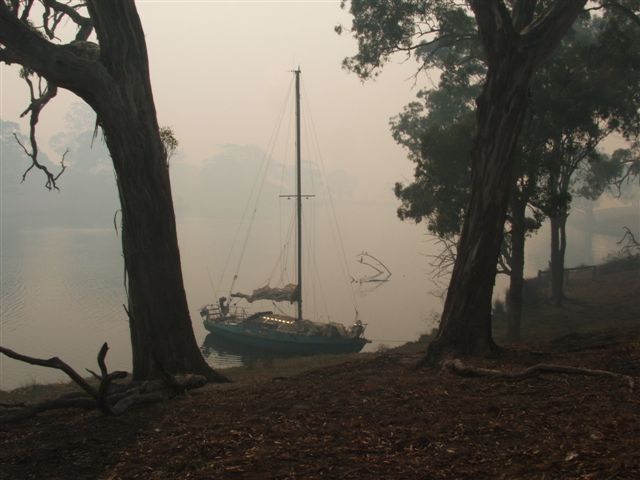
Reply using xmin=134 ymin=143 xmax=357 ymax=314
xmin=549 ymin=212 xmax=568 ymax=306
xmin=0 ymin=2 xmax=226 ymax=382
xmin=85 ymin=2 xmax=223 ymax=381
xmin=102 ymin=113 xmax=216 ymax=380
xmin=422 ymin=0 xmax=586 ymax=364
xmin=423 ymin=55 xmax=534 ymax=362
xmin=506 ymin=193 xmax=527 ymax=342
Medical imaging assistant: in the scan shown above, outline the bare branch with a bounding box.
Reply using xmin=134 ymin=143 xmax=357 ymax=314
xmin=13 ymin=72 xmax=67 ymax=189
xmin=41 ymin=0 xmax=93 ymax=41
xmin=423 ymin=235 xmax=459 ymax=299
xmin=617 ymin=226 xmax=640 ymax=257
xmin=0 ymin=345 xmax=102 ymax=405
xmin=19 ymin=0 xmax=34 ymax=22
xmin=443 ymin=358 xmax=635 ymax=389
xmin=0 ymin=341 xmax=212 ymax=423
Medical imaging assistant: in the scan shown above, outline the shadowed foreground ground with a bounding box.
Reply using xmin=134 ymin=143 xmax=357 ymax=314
xmin=1 ymin=269 xmax=639 ymax=479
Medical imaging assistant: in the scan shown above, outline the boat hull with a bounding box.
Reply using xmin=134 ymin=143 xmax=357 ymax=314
xmin=204 ymin=320 xmax=368 ymax=355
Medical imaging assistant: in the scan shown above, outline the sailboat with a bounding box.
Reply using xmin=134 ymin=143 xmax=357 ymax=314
xmin=200 ymin=69 xmax=369 ymax=355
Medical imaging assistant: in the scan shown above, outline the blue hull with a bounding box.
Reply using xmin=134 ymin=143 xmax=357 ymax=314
xmin=204 ymin=321 xmax=368 ymax=355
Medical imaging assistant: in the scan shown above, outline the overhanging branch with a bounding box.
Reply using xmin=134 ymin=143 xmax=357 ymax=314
xmin=0 ymin=2 xmax=108 ymax=101
xmin=14 ymin=72 xmax=67 ymax=189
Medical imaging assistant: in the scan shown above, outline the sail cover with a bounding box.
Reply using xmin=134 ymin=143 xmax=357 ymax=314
xmin=231 ymin=283 xmax=299 ymax=303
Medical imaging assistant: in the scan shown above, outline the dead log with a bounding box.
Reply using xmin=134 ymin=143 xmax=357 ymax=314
xmin=107 ymin=375 xmax=205 ymax=415
xmin=443 ymin=359 xmax=635 ymax=389
xmin=111 ymin=390 xmax=166 ymax=416
xmin=1 ymin=397 xmax=97 ymax=423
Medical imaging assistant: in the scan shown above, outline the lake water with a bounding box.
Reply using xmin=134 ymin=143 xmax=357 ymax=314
xmin=0 ymin=210 xmax=623 ymax=390
xmin=0 ymin=204 xmax=439 ymax=390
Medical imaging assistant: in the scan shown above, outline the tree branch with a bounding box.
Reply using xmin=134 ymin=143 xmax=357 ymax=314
xmin=0 ymin=2 xmax=108 ymax=104
xmin=41 ymin=0 xmax=93 ymax=41
xmin=443 ymin=358 xmax=635 ymax=389
xmin=13 ymin=72 xmax=67 ymax=189
xmin=468 ymin=0 xmax=516 ymax=65
xmin=0 ymin=343 xmax=211 ymax=423
xmin=0 ymin=345 xmax=102 ymax=405
xmin=521 ymin=0 xmax=588 ymax=68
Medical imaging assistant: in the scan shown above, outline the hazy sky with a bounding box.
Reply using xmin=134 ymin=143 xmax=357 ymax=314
xmin=0 ymin=1 xmax=422 ymax=202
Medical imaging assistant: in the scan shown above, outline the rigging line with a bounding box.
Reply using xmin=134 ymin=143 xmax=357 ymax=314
xmin=280 ymin=207 xmax=296 ymax=285
xmin=222 ymin=78 xmax=294 ymax=293
xmin=278 ymin=99 xmax=294 ymax=273
xmin=206 ymin=267 xmax=218 ymax=299
xmin=266 ymin=207 xmax=296 ymax=286
xmin=301 ymin=100 xmax=320 ymax=320
xmin=301 ymin=208 xmax=331 ymax=322
xmin=301 ymin=200 xmax=317 ymax=319
xmin=300 ymin=83 xmax=359 ymax=313
xmin=220 ymin=78 xmax=294 ymax=288
xmin=270 ymin=300 xmax=288 ymax=316
xmin=301 ymin=108 xmax=351 ymax=303
xmin=218 ymin=125 xmax=286 ymax=290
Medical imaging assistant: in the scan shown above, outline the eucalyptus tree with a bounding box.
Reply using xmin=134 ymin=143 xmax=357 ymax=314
xmin=0 ymin=1 xmax=226 ymax=382
xmin=391 ymin=58 xmax=545 ymax=343
xmin=393 ymin=11 xmax=640 ymax=338
xmin=530 ymin=14 xmax=640 ymax=305
xmin=340 ymin=0 xmax=640 ymax=361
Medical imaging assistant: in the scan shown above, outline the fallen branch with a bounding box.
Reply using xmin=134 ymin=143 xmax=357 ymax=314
xmin=0 ymin=344 xmax=207 ymax=423
xmin=443 ymin=359 xmax=635 ymax=389
xmin=0 ymin=344 xmax=104 ymax=408
xmin=110 ymin=375 xmax=206 ymax=415
xmin=0 ymin=397 xmax=97 ymax=423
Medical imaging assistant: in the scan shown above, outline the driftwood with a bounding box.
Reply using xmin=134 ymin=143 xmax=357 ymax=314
xmin=443 ymin=359 xmax=635 ymax=389
xmin=0 ymin=343 xmax=207 ymax=423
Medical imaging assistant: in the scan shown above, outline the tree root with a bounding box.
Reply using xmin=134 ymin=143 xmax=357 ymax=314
xmin=0 ymin=343 xmax=208 ymax=423
xmin=442 ymin=359 xmax=635 ymax=390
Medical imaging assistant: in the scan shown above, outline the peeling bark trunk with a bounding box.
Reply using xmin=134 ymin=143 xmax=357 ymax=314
xmin=84 ymin=3 xmax=223 ymax=381
xmin=549 ymin=212 xmax=568 ymax=306
xmin=104 ymin=116 xmax=215 ymax=380
xmin=506 ymin=194 xmax=527 ymax=342
xmin=424 ymin=56 xmax=534 ymax=362
xmin=422 ymin=0 xmax=587 ymax=364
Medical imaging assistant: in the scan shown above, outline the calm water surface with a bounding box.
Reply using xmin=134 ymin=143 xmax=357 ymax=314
xmin=0 ymin=210 xmax=436 ymax=390
xmin=0 ymin=213 xmax=621 ymax=390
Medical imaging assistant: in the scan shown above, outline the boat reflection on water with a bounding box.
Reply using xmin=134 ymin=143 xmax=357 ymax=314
xmin=201 ymin=333 xmax=310 ymax=369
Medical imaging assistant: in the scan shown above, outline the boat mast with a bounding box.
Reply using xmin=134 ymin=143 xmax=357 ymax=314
xmin=294 ymin=67 xmax=303 ymax=323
